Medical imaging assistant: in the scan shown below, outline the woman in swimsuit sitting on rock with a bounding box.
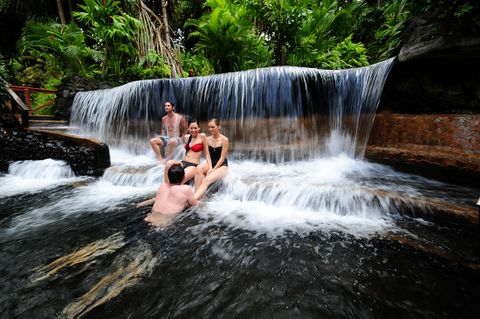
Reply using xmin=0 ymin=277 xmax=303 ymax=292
xmin=194 ymin=118 xmax=229 ymax=200
xmin=166 ymin=119 xmax=209 ymax=187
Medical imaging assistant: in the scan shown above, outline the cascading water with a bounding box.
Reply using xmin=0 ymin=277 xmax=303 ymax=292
xmin=1 ymin=60 xmax=478 ymax=318
xmin=71 ymin=58 xmax=394 ymax=160
xmin=67 ymin=59 xmax=399 ymax=234
xmin=66 ymin=57 xmax=474 ymax=235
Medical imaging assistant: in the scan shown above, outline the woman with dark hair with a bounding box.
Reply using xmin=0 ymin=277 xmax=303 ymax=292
xmin=166 ymin=119 xmax=210 ymax=186
xmin=194 ymin=118 xmax=229 ymax=200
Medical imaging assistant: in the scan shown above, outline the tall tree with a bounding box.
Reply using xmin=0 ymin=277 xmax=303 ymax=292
xmin=56 ymin=0 xmax=67 ymax=24
xmin=161 ymin=0 xmax=171 ymax=46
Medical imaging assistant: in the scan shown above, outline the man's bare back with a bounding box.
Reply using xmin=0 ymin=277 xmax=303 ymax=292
xmin=151 ymin=183 xmax=196 ymax=214
xmin=141 ymin=161 xmax=197 ymax=227
xmin=145 ymin=183 xmax=196 ymax=227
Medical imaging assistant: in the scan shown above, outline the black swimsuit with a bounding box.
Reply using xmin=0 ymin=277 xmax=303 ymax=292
xmin=209 ymin=146 xmax=228 ymax=168
xmin=181 ymin=160 xmax=198 ymax=169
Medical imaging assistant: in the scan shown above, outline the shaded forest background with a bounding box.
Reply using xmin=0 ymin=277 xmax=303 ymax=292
xmin=0 ymin=0 xmax=479 ymax=114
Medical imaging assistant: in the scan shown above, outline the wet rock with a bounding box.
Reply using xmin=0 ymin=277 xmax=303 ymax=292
xmin=367 ymin=113 xmax=480 ymax=187
xmin=0 ymin=122 xmax=110 ymax=176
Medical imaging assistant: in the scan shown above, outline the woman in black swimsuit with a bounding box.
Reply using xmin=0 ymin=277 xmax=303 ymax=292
xmin=194 ymin=118 xmax=229 ymax=200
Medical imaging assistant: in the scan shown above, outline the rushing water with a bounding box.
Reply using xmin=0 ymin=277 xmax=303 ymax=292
xmin=1 ymin=61 xmax=479 ymax=318
xmin=0 ymin=156 xmax=478 ymax=318
xmin=70 ymin=59 xmax=395 ymax=159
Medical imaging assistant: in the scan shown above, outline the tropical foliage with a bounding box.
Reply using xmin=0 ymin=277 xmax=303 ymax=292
xmin=186 ymin=0 xmax=273 ymax=73
xmin=0 ymin=53 xmax=10 ymax=107
xmin=74 ymin=0 xmax=142 ymax=78
xmin=18 ymin=21 xmax=98 ymax=79
xmin=185 ymin=0 xmax=409 ymax=70
xmin=368 ymin=0 xmax=410 ymax=62
xmin=4 ymin=0 xmax=476 ymax=109
xmin=286 ymin=0 xmax=371 ymax=68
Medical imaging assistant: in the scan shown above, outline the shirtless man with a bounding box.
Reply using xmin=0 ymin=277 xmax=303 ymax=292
xmin=149 ymin=101 xmax=188 ymax=162
xmin=138 ymin=161 xmax=197 ymax=227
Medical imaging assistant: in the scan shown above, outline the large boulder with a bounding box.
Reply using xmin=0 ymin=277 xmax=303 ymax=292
xmin=0 ymin=119 xmax=110 ymax=176
xmin=380 ymin=2 xmax=480 ymax=114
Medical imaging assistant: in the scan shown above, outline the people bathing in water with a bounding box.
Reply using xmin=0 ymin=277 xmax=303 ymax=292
xmin=193 ymin=118 xmax=229 ymax=200
xmin=149 ymin=101 xmax=188 ymax=162
xmin=165 ymin=119 xmax=210 ymax=187
xmin=138 ymin=161 xmax=197 ymax=227
xmin=139 ymin=118 xmax=228 ymax=226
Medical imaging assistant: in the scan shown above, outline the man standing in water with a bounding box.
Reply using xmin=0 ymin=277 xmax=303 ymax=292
xmin=150 ymin=101 xmax=188 ymax=162
xmin=138 ymin=161 xmax=197 ymax=227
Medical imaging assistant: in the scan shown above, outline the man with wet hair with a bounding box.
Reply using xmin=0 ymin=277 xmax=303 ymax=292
xmin=149 ymin=101 xmax=188 ymax=162
xmin=138 ymin=161 xmax=197 ymax=227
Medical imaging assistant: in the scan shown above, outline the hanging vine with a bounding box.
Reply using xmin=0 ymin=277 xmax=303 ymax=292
xmin=136 ymin=0 xmax=182 ymax=77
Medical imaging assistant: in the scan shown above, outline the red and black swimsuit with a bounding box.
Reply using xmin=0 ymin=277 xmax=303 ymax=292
xmin=185 ymin=143 xmax=204 ymax=152
xmin=182 ymin=142 xmax=204 ymax=168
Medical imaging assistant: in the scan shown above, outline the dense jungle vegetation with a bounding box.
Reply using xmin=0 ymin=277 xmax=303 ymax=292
xmin=0 ymin=0 xmax=479 ymax=113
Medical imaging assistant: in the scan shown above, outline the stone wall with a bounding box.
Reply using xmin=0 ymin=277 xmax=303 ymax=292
xmin=366 ymin=113 xmax=480 ymax=186
xmin=0 ymin=119 xmax=110 ymax=176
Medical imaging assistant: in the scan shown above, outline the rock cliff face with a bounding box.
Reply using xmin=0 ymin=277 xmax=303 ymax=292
xmin=366 ymin=114 xmax=480 ymax=186
xmin=380 ymin=56 xmax=480 ymax=114
xmin=367 ymin=9 xmax=480 ymax=187
xmin=380 ymin=10 xmax=480 ymax=114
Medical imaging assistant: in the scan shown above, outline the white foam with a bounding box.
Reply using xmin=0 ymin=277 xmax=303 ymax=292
xmin=8 ymin=159 xmax=75 ymax=179
xmin=0 ymin=159 xmax=83 ymax=197
xmin=5 ymin=179 xmax=156 ymax=234
xmin=190 ymin=157 xmax=404 ymax=238
xmin=0 ymin=152 xmax=433 ymax=239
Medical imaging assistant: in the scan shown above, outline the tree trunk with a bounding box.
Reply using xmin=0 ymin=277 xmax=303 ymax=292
xmin=56 ymin=0 xmax=67 ymax=24
xmin=161 ymin=0 xmax=171 ymax=47
xmin=67 ymin=0 xmax=74 ymax=23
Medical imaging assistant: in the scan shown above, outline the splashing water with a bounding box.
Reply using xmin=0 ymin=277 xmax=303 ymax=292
xmin=8 ymin=159 xmax=75 ymax=179
xmin=0 ymin=159 xmax=85 ymax=197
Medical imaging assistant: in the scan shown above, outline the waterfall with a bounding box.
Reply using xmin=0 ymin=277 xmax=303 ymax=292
xmin=70 ymin=58 xmax=394 ymax=161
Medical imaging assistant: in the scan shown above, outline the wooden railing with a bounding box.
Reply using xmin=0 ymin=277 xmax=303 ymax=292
xmin=5 ymin=85 xmax=58 ymax=128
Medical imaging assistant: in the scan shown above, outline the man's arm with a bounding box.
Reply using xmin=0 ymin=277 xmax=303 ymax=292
xmin=136 ymin=198 xmax=155 ymax=208
xmin=185 ymin=187 xmax=198 ymax=207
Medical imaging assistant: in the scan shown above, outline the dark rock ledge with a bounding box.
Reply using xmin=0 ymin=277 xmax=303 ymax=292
xmin=0 ymin=115 xmax=110 ymax=176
